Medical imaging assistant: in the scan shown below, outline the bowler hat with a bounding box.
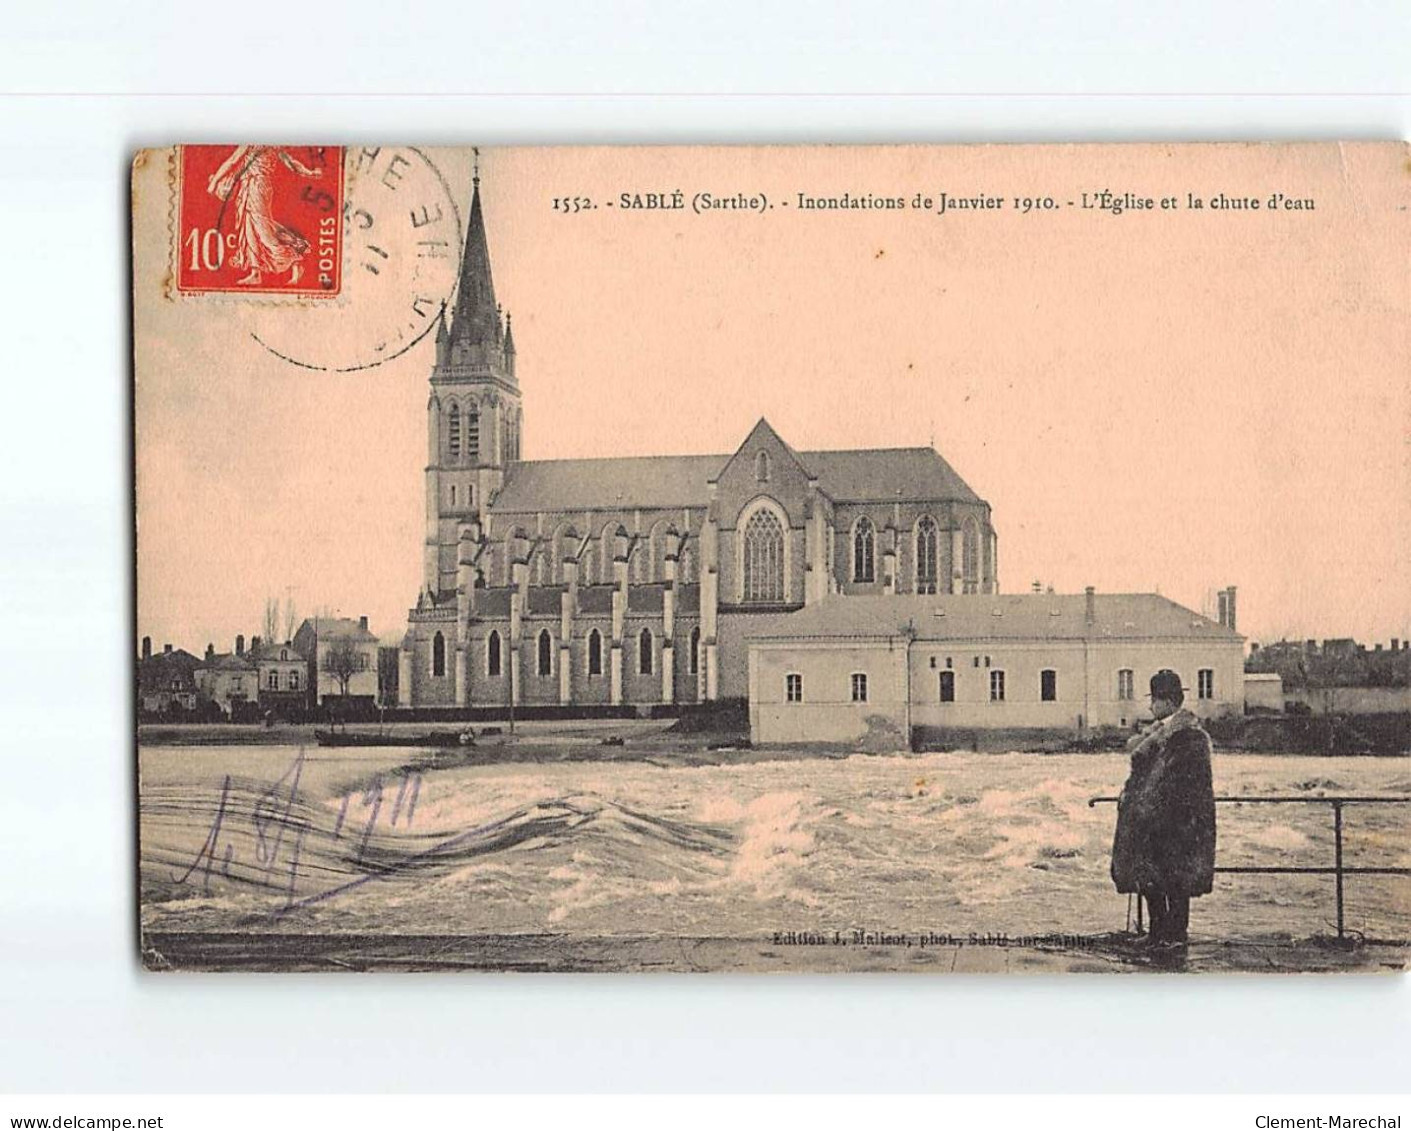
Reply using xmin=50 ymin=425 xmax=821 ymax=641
xmin=1149 ymin=669 xmax=1184 ymax=703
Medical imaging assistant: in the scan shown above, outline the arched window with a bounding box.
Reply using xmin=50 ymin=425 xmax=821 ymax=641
xmin=537 ymin=630 xmax=553 ymax=677
xmin=679 ymin=545 xmax=693 ymax=584
xmin=280 ymin=648 xmax=288 ymax=661
xmin=432 ymin=632 xmax=446 ymax=677
xmin=450 ymin=484 xmax=457 ymax=507
xmin=587 ymin=629 xmax=603 ymax=676
xmin=448 ymin=404 xmax=461 ymax=461
xmin=688 ymin=626 xmax=700 ymax=675
xmin=916 ymin=516 xmax=939 ymax=595
xmin=639 ymin=628 xmax=654 ymax=675
xmin=853 ymin=517 xmax=876 ymax=583
xmin=466 ymin=408 xmax=480 ymax=461
xmin=756 ymin=451 xmax=770 ymax=482
xmin=743 ymin=506 xmax=786 ymax=603
xmin=962 ymin=517 xmax=980 ymax=594
xmin=487 ymin=631 xmax=501 ymax=677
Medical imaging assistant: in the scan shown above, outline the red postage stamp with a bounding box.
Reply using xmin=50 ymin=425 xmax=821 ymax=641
xmin=176 ymin=145 xmax=344 ymax=296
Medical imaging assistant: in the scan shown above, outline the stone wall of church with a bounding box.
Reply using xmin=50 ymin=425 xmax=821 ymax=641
xmin=830 ymin=501 xmax=995 ymax=595
xmin=479 ymin=506 xmax=706 ymax=589
xmin=408 ymin=606 xmax=702 ymax=708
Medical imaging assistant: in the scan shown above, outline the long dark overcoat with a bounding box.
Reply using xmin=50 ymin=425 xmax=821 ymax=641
xmin=1110 ymin=709 xmax=1217 ymax=896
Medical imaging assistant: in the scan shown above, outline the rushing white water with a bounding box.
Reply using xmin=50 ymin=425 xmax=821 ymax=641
xmin=140 ymin=746 xmax=1411 ymax=953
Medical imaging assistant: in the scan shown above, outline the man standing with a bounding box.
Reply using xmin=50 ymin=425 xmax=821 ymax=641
xmin=1110 ymin=669 xmax=1217 ymax=951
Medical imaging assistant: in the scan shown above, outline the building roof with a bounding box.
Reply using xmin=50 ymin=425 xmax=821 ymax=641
xmin=295 ymin=617 xmax=378 ymax=644
xmin=247 ymin=641 xmax=305 ymax=664
xmin=490 ymin=445 xmax=982 ymax=513
xmin=749 ymin=593 xmax=1243 ymax=644
xmin=200 ymin=651 xmax=257 ymax=672
xmin=492 ymin=454 xmax=723 ymax=512
xmin=137 ymin=648 xmax=202 ymax=689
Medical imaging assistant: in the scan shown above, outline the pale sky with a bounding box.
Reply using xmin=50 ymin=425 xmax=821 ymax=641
xmin=134 ymin=143 xmax=1410 ymax=654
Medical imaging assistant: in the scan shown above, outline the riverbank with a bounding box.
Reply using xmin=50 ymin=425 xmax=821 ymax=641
xmin=138 ymin=715 xmax=1410 ymax=760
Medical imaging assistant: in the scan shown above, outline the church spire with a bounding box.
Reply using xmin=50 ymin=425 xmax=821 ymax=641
xmin=449 ymin=162 xmax=501 ymax=350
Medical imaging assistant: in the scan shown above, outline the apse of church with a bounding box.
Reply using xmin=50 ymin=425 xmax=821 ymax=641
xmin=400 ymin=173 xmax=998 ymax=710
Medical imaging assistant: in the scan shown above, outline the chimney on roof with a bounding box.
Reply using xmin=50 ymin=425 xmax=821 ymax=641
xmin=205 ymin=643 xmax=215 ymax=661
xmin=1217 ymin=590 xmax=1229 ymax=627
xmin=235 ymin=634 xmax=245 ymax=656
xmin=1306 ymin=639 xmax=1317 ymax=653
xmin=141 ymin=636 xmax=151 ymax=660
xmin=1226 ymin=586 xmax=1237 ymax=633
xmin=252 ymin=636 xmax=261 ymax=653
xmin=1084 ymin=586 xmax=1096 ymax=627
xmin=1391 ymin=638 xmax=1400 ymax=652
xmin=359 ymin=615 xmax=369 ymax=632
xmin=163 ymin=643 xmax=172 ymax=654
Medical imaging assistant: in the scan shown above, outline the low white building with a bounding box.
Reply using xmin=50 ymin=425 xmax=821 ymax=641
xmin=748 ymin=590 xmax=1245 ymax=746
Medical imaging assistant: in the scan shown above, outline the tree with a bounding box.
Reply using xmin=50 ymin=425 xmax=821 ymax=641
xmin=282 ymin=594 xmax=298 ymax=642
xmin=324 ymin=637 xmax=363 ymax=700
xmin=263 ymin=597 xmax=279 ymax=644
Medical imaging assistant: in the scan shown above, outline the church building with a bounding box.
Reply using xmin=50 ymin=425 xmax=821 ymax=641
xmin=398 ymin=174 xmax=999 ymax=710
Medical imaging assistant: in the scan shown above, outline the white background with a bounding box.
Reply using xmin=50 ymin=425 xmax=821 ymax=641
xmin=1 ymin=0 xmax=1408 ymax=1095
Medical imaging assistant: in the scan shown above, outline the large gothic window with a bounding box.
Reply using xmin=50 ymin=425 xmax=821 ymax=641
xmin=853 ymin=517 xmax=876 ymax=583
xmin=743 ymin=507 xmax=785 ymax=603
xmin=448 ymin=405 xmax=461 ymax=461
xmin=432 ymin=632 xmax=446 ymax=678
xmin=962 ymin=517 xmax=980 ymax=594
xmin=466 ymin=408 xmax=480 ymax=462
xmin=916 ymin=516 xmax=939 ymax=595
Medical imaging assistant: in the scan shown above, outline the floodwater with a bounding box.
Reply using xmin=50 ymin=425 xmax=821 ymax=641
xmin=138 ymin=744 xmax=1411 ymax=971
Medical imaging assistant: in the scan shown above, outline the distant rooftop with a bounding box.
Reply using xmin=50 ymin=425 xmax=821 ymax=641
xmin=749 ymin=592 xmax=1242 ymax=643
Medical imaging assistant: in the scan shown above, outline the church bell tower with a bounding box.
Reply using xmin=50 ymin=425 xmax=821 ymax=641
xmin=423 ymin=161 xmax=521 ymax=596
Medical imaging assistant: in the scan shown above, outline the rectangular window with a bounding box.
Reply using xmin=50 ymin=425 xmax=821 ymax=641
xmin=990 ymin=670 xmax=1006 ymax=702
xmin=851 ymin=673 xmax=868 ymax=703
xmin=1117 ymin=669 xmax=1134 ymax=701
xmin=289 ymin=671 xmax=300 ymax=690
xmin=938 ymin=670 xmax=955 ymax=703
xmin=1040 ymin=669 xmax=1057 ymax=702
xmin=785 ymin=674 xmax=803 ymax=703
xmin=267 ymin=671 xmax=278 ymax=690
xmin=1198 ymin=669 xmax=1215 ymax=700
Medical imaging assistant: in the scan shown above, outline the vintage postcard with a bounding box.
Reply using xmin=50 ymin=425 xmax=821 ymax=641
xmin=133 ymin=143 xmax=1410 ymax=973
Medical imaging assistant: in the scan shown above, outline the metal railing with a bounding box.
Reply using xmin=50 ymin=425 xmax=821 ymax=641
xmin=1087 ymin=794 xmax=1411 ymax=939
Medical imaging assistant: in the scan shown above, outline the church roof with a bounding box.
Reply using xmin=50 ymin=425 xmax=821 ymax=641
xmin=492 ymin=454 xmax=723 ymax=512
xmin=490 ymin=446 xmax=982 ymax=513
xmin=749 ymin=593 xmax=1242 ymax=643
xmin=802 ymin=447 xmax=982 ymax=505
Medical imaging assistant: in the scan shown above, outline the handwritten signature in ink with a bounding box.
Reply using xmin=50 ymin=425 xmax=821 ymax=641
xmin=172 ymin=751 xmax=423 ymax=910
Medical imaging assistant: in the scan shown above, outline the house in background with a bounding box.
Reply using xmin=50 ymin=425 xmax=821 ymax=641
xmin=293 ymin=616 xmax=380 ymax=708
xmin=747 ymin=589 xmax=1245 ymax=746
xmin=136 ymin=637 xmax=202 ymax=715
xmin=194 ymin=637 xmax=259 ymax=717
xmin=249 ymin=639 xmax=308 ymax=715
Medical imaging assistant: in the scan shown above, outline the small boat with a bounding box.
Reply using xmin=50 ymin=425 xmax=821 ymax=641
xmin=314 ymin=729 xmax=475 ymax=748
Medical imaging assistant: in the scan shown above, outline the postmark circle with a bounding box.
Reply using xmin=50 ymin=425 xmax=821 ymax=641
xmin=247 ymin=146 xmax=463 ymax=373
